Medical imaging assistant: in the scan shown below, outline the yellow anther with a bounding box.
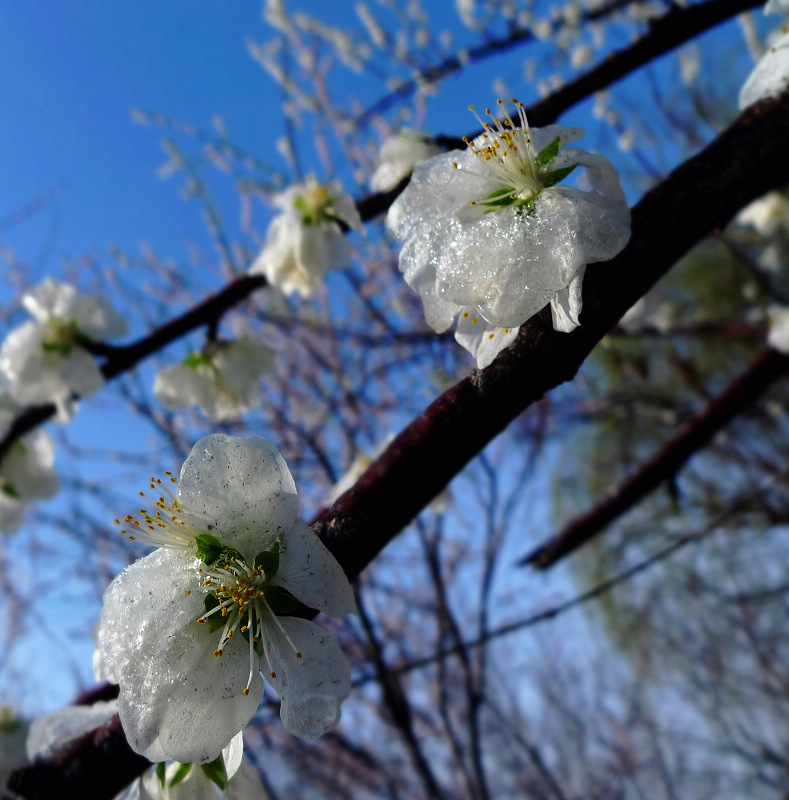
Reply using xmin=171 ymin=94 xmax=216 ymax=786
xmin=270 ymin=671 xmax=277 ymax=679
xmin=184 ymin=590 xmax=191 ymax=595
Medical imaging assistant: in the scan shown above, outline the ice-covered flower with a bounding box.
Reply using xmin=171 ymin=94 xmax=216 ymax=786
xmin=154 ymin=339 xmax=275 ymax=422
xmin=370 ymin=130 xmax=442 ymax=193
xmin=387 ymin=99 xmax=630 ymax=369
xmin=249 ymin=177 xmax=364 ymax=298
xmin=739 ymin=0 xmax=789 ymax=108
xmin=26 ymin=701 xmax=120 ymax=761
xmin=96 ymin=434 xmax=356 ymax=765
xmin=0 ymin=391 xmax=60 ymax=534
xmin=0 ymin=279 xmax=127 ymax=419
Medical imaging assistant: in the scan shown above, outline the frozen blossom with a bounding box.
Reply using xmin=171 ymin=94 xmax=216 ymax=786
xmin=96 ymin=434 xmax=356 ymax=765
xmin=249 ymin=177 xmax=364 ymax=298
xmin=387 ymin=99 xmax=630 ymax=368
xmin=0 ymin=279 xmax=127 ymax=419
xmin=370 ymin=131 xmax=442 ymax=193
xmin=736 ymin=191 xmax=789 ymax=237
xmin=739 ymin=0 xmax=789 ymax=108
xmin=154 ymin=339 xmax=275 ymax=422
xmin=0 ymin=391 xmax=60 ymax=534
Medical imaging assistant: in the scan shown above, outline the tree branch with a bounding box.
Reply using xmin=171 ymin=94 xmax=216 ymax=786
xmin=520 ymin=346 xmax=789 ymax=569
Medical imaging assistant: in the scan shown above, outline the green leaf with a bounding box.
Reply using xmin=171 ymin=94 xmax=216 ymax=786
xmin=254 ymin=536 xmax=282 ymax=577
xmin=542 ymin=163 xmax=578 ymax=188
xmin=535 ymin=136 xmax=562 ymax=167
xmin=1 ymin=481 xmax=20 ymax=500
xmin=200 ymin=755 xmax=228 ymax=791
xmin=203 ymin=594 xmax=226 ymax=633
xmin=169 ymin=762 xmax=193 ymax=788
xmin=195 ymin=533 xmax=223 ymax=565
xmin=156 ymin=762 xmax=167 ymax=789
xmin=265 ymin=585 xmax=300 ymax=615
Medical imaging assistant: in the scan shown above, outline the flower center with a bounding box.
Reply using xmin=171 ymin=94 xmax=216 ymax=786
xmin=292 ymin=181 xmax=343 ymax=227
xmin=455 ymin=98 xmax=578 ymax=214
xmin=41 ymin=318 xmax=82 ymax=356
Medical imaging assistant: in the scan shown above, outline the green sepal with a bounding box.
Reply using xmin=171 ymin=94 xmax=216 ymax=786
xmin=169 ymin=761 xmax=193 ymax=788
xmin=156 ymin=761 xmax=167 ymax=789
xmin=203 ymin=594 xmax=226 ymax=633
xmin=200 ymin=755 xmax=228 ymax=791
xmin=535 ymin=135 xmax=561 ymax=167
xmin=195 ymin=533 xmax=223 ymax=565
xmin=1 ymin=481 xmax=20 ymax=500
xmin=481 ymin=189 xmax=517 ymax=211
xmin=266 ymin=585 xmax=300 ymax=615
xmin=254 ymin=536 xmax=282 ymax=578
xmin=183 ymin=351 xmax=214 ymax=370
xmin=41 ymin=341 xmax=73 ymax=356
xmin=542 ymin=162 xmax=578 ymax=188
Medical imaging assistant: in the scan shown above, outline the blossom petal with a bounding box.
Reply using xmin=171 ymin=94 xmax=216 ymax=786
xmin=222 ymin=731 xmax=245 ymax=780
xmin=739 ymin=30 xmax=789 ymax=109
xmin=260 ymin=616 xmax=351 ymax=740
xmin=97 ymin=548 xmax=264 ymax=764
xmin=177 ymin=434 xmax=299 ymax=556
xmin=274 ymin=520 xmax=357 ymax=617
xmin=454 ymin=312 xmax=520 ymax=369
xmin=550 ymin=265 xmax=586 ymax=333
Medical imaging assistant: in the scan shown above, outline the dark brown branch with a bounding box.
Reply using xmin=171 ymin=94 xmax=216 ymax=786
xmin=521 ymin=346 xmax=789 ymax=570
xmin=12 ymin=94 xmax=789 ymax=800
xmin=435 ymin=0 xmax=763 ymax=151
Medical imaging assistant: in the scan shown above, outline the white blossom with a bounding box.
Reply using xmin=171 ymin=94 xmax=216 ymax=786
xmin=0 ymin=392 xmax=60 ymax=534
xmin=370 ymin=131 xmax=442 ymax=193
xmin=0 ymin=279 xmax=126 ymax=419
xmin=736 ymin=191 xmax=789 ymax=237
xmin=739 ymin=0 xmax=789 ymax=109
xmin=154 ymin=339 xmax=275 ymax=422
xmin=249 ymin=177 xmax=364 ymax=298
xmin=96 ymin=434 xmax=356 ymax=765
xmin=130 ymin=758 xmax=265 ymax=800
xmin=768 ymin=305 xmax=789 ymax=352
xmin=386 ymin=99 xmax=630 ymax=368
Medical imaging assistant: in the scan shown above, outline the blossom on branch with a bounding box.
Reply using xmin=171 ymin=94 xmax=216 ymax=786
xmin=386 ymin=99 xmax=630 ymax=368
xmin=96 ymin=434 xmax=356 ymax=765
xmin=370 ymin=130 xmax=442 ymax=193
xmin=739 ymin=0 xmax=789 ymax=108
xmin=0 ymin=279 xmax=127 ymax=419
xmin=154 ymin=339 xmax=275 ymax=422
xmin=0 ymin=392 xmax=60 ymax=534
xmin=249 ymin=177 xmax=364 ymax=298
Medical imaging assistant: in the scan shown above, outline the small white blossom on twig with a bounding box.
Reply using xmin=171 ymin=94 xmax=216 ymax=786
xmin=249 ymin=177 xmax=364 ymax=298
xmin=154 ymin=339 xmax=275 ymax=422
xmin=0 ymin=279 xmax=126 ymax=420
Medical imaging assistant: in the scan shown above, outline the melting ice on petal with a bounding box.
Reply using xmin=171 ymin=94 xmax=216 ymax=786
xmin=249 ymin=176 xmax=364 ymax=298
xmin=154 ymin=339 xmax=275 ymax=422
xmin=386 ymin=98 xmax=631 ymax=369
xmin=95 ymin=434 xmax=356 ymax=765
xmin=0 ymin=278 xmax=127 ymax=419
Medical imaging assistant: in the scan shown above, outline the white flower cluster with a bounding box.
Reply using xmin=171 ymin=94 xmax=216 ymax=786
xmin=0 ymin=279 xmax=126 ymax=419
xmin=96 ymin=434 xmax=356 ymax=765
xmin=387 ymin=100 xmax=631 ymax=368
xmin=739 ymin=0 xmax=789 ymax=108
xmin=249 ymin=176 xmax=364 ymax=298
xmin=154 ymin=339 xmax=275 ymax=423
